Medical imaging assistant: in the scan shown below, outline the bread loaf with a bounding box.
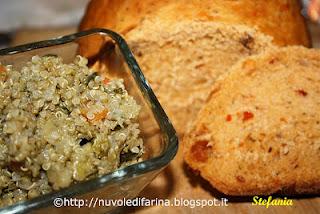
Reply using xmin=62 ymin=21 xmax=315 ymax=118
xmin=124 ymin=20 xmax=274 ymax=135
xmin=79 ymin=0 xmax=310 ymax=59
xmin=184 ymin=46 xmax=320 ymax=195
xmin=78 ymin=0 xmax=311 ymax=135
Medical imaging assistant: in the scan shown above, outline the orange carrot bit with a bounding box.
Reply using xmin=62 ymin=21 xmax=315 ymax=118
xmin=226 ymin=114 xmax=232 ymax=122
xmin=92 ymin=109 xmax=108 ymax=122
xmin=103 ymin=78 xmax=110 ymax=85
xmin=81 ymin=108 xmax=108 ymax=122
xmin=190 ymin=140 xmax=212 ymax=163
xmin=0 ymin=65 xmax=6 ymax=73
xmin=243 ymin=111 xmax=254 ymax=122
xmin=0 ymin=65 xmax=7 ymax=81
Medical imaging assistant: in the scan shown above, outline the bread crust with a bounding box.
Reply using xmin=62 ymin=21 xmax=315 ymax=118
xmin=79 ymin=0 xmax=310 ymax=58
xmin=184 ymin=46 xmax=320 ymax=195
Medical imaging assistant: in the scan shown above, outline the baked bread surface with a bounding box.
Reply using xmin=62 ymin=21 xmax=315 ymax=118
xmin=126 ymin=21 xmax=274 ymax=135
xmin=184 ymin=46 xmax=320 ymax=195
xmin=79 ymin=0 xmax=310 ymax=58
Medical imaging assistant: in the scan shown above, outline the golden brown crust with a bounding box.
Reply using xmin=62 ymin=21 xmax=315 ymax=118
xmin=79 ymin=0 xmax=310 ymax=58
xmin=184 ymin=46 xmax=320 ymax=195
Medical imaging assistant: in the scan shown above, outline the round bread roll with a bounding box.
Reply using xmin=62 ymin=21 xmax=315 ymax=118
xmin=184 ymin=46 xmax=320 ymax=195
xmin=125 ymin=21 xmax=274 ymax=135
xmin=79 ymin=0 xmax=310 ymax=59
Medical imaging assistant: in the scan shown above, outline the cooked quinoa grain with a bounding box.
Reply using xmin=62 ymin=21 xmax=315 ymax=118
xmin=0 ymin=55 xmax=144 ymax=207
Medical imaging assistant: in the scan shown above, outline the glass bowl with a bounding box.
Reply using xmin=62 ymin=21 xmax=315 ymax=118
xmin=0 ymin=29 xmax=178 ymax=213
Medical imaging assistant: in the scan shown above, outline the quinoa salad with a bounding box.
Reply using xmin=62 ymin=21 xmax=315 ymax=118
xmin=0 ymin=55 xmax=144 ymax=207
